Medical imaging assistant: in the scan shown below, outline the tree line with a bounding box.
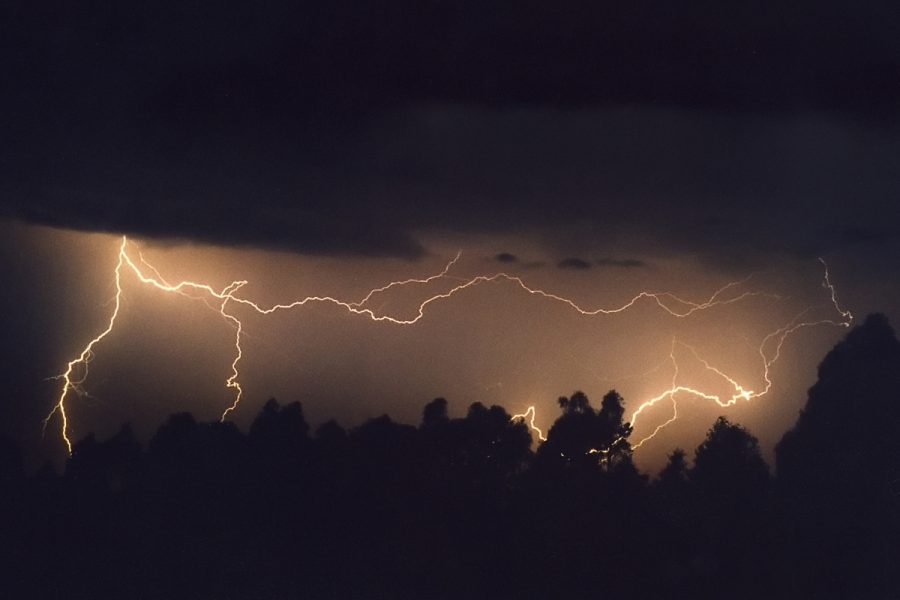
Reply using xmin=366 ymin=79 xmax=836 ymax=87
xmin=1 ymin=314 xmax=899 ymax=599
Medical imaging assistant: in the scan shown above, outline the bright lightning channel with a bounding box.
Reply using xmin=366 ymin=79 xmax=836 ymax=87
xmin=625 ymin=261 xmax=853 ymax=449
xmin=511 ymin=406 xmax=547 ymax=442
xmin=46 ymin=236 xmax=851 ymax=455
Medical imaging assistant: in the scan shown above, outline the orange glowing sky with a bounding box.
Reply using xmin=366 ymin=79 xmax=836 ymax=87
xmin=4 ymin=218 xmax=880 ymax=472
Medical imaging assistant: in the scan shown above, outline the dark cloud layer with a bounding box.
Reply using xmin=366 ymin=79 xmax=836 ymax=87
xmin=558 ymin=258 xmax=593 ymax=270
xmin=596 ymin=258 xmax=645 ymax=269
xmin=557 ymin=257 xmax=647 ymax=270
xmin=2 ymin=1 xmax=899 ymax=263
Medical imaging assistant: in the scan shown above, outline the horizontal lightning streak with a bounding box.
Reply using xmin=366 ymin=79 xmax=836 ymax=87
xmin=47 ymin=237 xmax=850 ymax=457
xmin=623 ymin=260 xmax=853 ymax=449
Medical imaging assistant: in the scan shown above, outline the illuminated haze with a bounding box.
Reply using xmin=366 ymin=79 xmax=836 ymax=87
xmin=3 ymin=219 xmax=893 ymax=473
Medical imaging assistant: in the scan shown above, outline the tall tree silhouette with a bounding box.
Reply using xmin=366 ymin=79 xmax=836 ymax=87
xmin=692 ymin=416 xmax=769 ymax=505
xmin=648 ymin=448 xmax=694 ymax=595
xmin=537 ymin=390 xmax=634 ymax=472
xmin=656 ymin=448 xmax=688 ymax=491
xmin=687 ymin=416 xmax=771 ymax=598
xmin=523 ymin=391 xmax=646 ymax=598
xmin=776 ymin=313 xmax=900 ymax=597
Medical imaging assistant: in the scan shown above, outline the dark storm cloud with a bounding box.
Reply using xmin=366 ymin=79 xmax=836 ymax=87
xmin=5 ymin=189 xmax=426 ymax=259
xmin=556 ymin=256 xmax=645 ymax=270
xmin=2 ymin=0 xmax=899 ymax=262
xmin=596 ymin=258 xmax=646 ymax=269
xmin=491 ymin=253 xmax=547 ymax=269
xmin=558 ymin=258 xmax=593 ymax=270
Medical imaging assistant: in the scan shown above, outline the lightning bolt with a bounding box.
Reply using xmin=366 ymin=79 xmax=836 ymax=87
xmin=512 ymin=261 xmax=851 ymax=450
xmin=511 ymin=406 xmax=547 ymax=442
xmin=349 ymin=251 xmax=463 ymax=308
xmin=624 ymin=259 xmax=853 ymax=449
xmin=46 ymin=236 xmax=851 ymax=456
xmin=44 ymin=238 xmax=128 ymax=454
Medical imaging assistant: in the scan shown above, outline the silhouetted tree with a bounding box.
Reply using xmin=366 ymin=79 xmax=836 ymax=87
xmin=647 ymin=448 xmax=694 ymax=595
xmin=776 ymin=313 xmax=900 ymax=597
xmin=67 ymin=424 xmax=143 ymax=494
xmin=692 ymin=416 xmax=769 ymax=504
xmin=657 ymin=448 xmax=688 ymax=490
xmin=521 ymin=391 xmax=647 ymax=597
xmin=686 ymin=417 xmax=771 ymax=597
xmin=597 ymin=390 xmax=636 ymax=474
xmin=421 ymin=397 xmax=449 ymax=428
xmin=537 ymin=390 xmax=634 ymax=473
xmin=314 ymin=418 xmax=348 ymax=448
xmin=249 ymin=398 xmax=310 ymax=449
xmin=248 ymin=398 xmax=310 ymax=482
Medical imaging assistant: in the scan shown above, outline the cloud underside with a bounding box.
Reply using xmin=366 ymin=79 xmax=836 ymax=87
xmin=4 ymin=106 xmax=898 ymax=266
xmin=3 ymin=1 xmax=899 ymax=263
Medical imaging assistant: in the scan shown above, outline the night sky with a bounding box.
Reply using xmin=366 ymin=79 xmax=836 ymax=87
xmin=2 ymin=1 xmax=900 ymax=470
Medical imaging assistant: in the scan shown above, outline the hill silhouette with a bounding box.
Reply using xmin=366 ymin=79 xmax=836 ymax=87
xmin=1 ymin=314 xmax=898 ymax=599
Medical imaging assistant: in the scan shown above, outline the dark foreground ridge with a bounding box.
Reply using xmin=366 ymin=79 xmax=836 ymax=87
xmin=1 ymin=315 xmax=899 ymax=599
